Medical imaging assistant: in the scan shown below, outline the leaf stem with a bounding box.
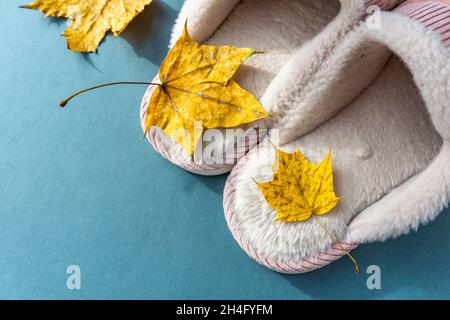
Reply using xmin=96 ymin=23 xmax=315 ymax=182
xmin=60 ymin=82 xmax=161 ymax=107
xmin=312 ymin=215 xmax=360 ymax=273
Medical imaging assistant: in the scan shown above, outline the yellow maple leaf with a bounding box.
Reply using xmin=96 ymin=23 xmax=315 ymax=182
xmin=144 ymin=25 xmax=269 ymax=155
xmin=256 ymin=147 xmax=340 ymax=223
xmin=256 ymin=146 xmax=360 ymax=273
xmin=21 ymin=0 xmax=152 ymax=52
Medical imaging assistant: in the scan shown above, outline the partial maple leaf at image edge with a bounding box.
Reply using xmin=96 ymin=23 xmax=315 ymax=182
xmin=144 ymin=25 xmax=269 ymax=155
xmin=21 ymin=0 xmax=152 ymax=52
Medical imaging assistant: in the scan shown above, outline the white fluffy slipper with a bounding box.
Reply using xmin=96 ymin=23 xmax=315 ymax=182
xmin=224 ymin=0 xmax=450 ymax=273
xmin=140 ymin=0 xmax=403 ymax=175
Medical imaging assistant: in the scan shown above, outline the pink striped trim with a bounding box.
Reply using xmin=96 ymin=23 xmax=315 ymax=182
xmin=396 ymin=0 xmax=450 ymax=48
xmin=223 ymin=148 xmax=358 ymax=274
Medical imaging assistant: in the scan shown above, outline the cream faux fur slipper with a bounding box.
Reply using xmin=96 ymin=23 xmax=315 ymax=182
xmin=224 ymin=0 xmax=450 ymax=273
xmin=140 ymin=0 xmax=404 ymax=175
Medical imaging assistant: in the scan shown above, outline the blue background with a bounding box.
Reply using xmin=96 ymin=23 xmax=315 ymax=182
xmin=1 ymin=0 xmax=449 ymax=299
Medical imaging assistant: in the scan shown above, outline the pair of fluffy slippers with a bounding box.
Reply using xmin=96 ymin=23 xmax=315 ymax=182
xmin=141 ymin=0 xmax=450 ymax=273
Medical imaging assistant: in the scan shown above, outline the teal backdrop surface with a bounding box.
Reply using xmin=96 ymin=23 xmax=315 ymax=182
xmin=1 ymin=0 xmax=449 ymax=299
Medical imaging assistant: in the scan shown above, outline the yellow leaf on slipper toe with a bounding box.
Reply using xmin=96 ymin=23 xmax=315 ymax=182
xmin=145 ymin=25 xmax=269 ymax=155
xmin=256 ymin=148 xmax=340 ymax=223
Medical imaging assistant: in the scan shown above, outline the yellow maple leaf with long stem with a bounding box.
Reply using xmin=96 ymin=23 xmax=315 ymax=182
xmin=21 ymin=0 xmax=152 ymax=52
xmin=255 ymin=146 xmax=360 ymax=273
xmin=144 ymin=25 xmax=269 ymax=155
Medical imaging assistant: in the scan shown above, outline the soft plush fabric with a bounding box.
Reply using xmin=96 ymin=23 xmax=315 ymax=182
xmin=141 ymin=0 xmax=405 ymax=175
xmin=224 ymin=2 xmax=450 ymax=272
